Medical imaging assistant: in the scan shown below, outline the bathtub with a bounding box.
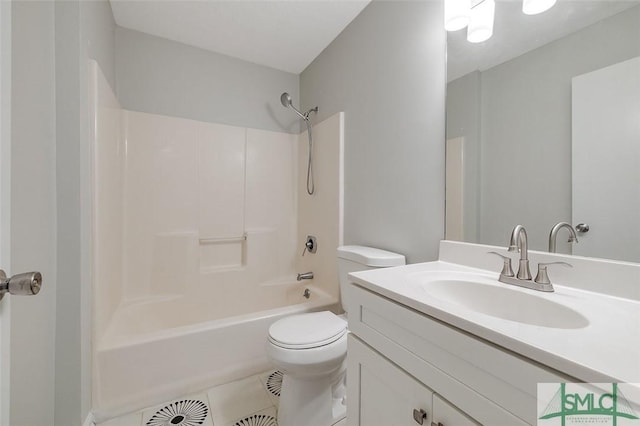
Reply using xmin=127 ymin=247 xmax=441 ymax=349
xmin=93 ymin=282 xmax=338 ymax=421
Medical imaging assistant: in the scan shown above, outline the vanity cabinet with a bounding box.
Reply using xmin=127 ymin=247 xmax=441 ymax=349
xmin=349 ymin=334 xmax=479 ymax=426
xmin=346 ymin=284 xmax=574 ymax=425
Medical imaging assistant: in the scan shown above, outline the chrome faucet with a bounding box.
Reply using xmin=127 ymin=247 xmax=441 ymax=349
xmin=508 ymin=224 xmax=532 ymax=280
xmin=297 ymin=272 xmax=314 ymax=281
xmin=488 ymin=224 xmax=572 ymax=292
xmin=548 ymin=222 xmax=578 ymax=253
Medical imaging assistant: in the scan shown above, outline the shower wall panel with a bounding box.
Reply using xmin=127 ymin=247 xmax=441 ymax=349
xmin=120 ymin=112 xmax=299 ymax=302
xmin=91 ymin=61 xmax=124 ymax=340
xmin=123 ymin=111 xmax=200 ymax=300
xmin=245 ymin=128 xmax=299 ymax=280
xmin=296 ymin=112 xmax=344 ymax=301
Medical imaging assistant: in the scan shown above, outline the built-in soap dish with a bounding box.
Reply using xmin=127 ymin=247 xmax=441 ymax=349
xmin=145 ymin=399 xmax=209 ymax=426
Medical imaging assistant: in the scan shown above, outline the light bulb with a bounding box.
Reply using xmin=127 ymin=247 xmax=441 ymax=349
xmin=467 ymin=0 xmax=495 ymax=43
xmin=522 ymin=0 xmax=557 ymax=15
xmin=445 ymin=0 xmax=471 ymax=31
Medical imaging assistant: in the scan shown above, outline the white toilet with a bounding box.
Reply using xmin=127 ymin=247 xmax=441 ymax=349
xmin=266 ymin=245 xmax=405 ymax=426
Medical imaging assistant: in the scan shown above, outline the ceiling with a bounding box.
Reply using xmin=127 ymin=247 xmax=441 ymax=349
xmin=109 ymin=0 xmax=371 ymax=75
xmin=110 ymin=1 xmax=638 ymax=79
xmin=447 ymin=0 xmax=640 ymax=81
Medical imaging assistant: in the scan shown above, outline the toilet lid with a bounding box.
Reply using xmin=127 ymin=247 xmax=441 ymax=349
xmin=268 ymin=311 xmax=347 ymax=349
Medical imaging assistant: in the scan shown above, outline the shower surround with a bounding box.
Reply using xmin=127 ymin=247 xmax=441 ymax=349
xmin=90 ymin=61 xmax=344 ymax=420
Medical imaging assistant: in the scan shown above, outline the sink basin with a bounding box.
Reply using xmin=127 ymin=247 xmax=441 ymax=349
xmin=419 ymin=277 xmax=589 ymax=329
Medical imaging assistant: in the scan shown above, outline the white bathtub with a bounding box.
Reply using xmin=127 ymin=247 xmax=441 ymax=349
xmin=93 ymin=282 xmax=338 ymax=421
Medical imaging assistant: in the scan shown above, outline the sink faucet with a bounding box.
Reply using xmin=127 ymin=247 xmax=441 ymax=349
xmin=507 ymin=225 xmax=532 ymax=280
xmin=548 ymin=222 xmax=578 ymax=253
xmin=488 ymin=224 xmax=572 ymax=292
xmin=297 ymin=272 xmax=314 ymax=281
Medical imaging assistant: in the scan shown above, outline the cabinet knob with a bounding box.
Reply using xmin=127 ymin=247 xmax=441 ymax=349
xmin=413 ymin=408 xmax=427 ymax=425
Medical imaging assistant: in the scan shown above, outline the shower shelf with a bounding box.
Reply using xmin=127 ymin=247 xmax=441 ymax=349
xmin=199 ymin=233 xmax=247 ymax=244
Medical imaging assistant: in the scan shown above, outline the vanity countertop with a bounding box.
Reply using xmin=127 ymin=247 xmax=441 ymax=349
xmin=349 ymin=260 xmax=640 ymax=385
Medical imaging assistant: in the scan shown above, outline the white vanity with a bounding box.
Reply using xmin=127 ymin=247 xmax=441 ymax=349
xmin=345 ymin=241 xmax=640 ymax=425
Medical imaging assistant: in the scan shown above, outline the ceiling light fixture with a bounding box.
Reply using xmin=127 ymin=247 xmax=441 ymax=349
xmin=444 ymin=0 xmax=556 ymax=43
xmin=467 ymin=0 xmax=495 ymax=43
xmin=444 ymin=0 xmax=471 ymax=31
xmin=522 ymin=0 xmax=557 ymax=15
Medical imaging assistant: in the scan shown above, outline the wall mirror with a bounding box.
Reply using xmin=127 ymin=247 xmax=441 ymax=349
xmin=445 ymin=0 xmax=640 ymax=263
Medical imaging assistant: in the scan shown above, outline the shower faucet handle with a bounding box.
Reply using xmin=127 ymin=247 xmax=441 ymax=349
xmin=302 ymin=235 xmax=317 ymax=256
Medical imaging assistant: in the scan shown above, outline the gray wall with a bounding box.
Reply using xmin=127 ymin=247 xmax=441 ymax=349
xmin=448 ymin=6 xmax=640 ymax=251
xmin=115 ymin=28 xmax=301 ymax=134
xmin=10 ymin=2 xmax=57 ymax=424
xmin=55 ymin=0 xmax=116 ymax=424
xmin=301 ymin=1 xmax=446 ymax=264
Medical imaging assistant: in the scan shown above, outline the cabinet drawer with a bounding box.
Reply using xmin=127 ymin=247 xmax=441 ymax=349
xmin=433 ymin=394 xmax=479 ymax=426
xmin=348 ymin=284 xmax=571 ymax=425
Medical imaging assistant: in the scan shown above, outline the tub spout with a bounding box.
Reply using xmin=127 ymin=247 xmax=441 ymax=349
xmin=297 ymin=272 xmax=314 ymax=281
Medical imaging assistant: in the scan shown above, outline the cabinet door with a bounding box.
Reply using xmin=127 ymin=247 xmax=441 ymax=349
xmin=432 ymin=394 xmax=480 ymax=426
xmin=348 ymin=335 xmax=433 ymax=426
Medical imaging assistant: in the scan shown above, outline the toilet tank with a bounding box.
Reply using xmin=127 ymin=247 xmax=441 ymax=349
xmin=336 ymin=245 xmax=405 ymax=313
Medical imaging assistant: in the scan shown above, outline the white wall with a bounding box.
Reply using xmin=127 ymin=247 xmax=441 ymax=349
xmin=300 ymin=1 xmax=446 ymax=264
xmin=10 ymin=2 xmax=57 ymax=424
xmin=448 ymin=5 xmax=640 ymax=251
xmin=115 ymin=28 xmax=301 ymax=134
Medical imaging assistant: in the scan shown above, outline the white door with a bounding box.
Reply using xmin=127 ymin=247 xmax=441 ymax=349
xmin=0 ymin=0 xmax=11 ymax=422
xmin=0 ymin=3 xmax=41 ymax=423
xmin=572 ymin=56 xmax=640 ymax=263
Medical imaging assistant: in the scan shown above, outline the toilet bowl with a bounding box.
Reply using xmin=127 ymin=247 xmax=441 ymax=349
xmin=266 ymin=245 xmax=405 ymax=426
xmin=267 ymin=311 xmax=348 ymax=426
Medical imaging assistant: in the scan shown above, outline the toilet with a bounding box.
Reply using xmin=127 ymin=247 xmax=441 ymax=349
xmin=266 ymin=245 xmax=405 ymax=426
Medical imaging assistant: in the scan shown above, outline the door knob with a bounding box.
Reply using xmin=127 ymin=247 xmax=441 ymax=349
xmin=0 ymin=269 xmax=43 ymax=301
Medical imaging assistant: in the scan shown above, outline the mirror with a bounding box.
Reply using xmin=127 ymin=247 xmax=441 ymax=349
xmin=445 ymin=1 xmax=640 ymax=263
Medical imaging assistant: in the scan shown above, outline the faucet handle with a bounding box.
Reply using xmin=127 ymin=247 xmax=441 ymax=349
xmin=534 ymin=261 xmax=572 ymax=285
xmin=487 ymin=251 xmax=515 ymax=277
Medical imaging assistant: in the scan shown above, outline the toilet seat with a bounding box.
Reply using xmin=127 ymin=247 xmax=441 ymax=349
xmin=268 ymin=311 xmax=347 ymax=349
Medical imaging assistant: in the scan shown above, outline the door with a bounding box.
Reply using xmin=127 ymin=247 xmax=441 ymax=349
xmin=347 ymin=335 xmax=433 ymax=426
xmin=0 ymin=3 xmax=41 ymax=423
xmin=0 ymin=0 xmax=11 ymax=422
xmin=572 ymin=56 xmax=640 ymax=262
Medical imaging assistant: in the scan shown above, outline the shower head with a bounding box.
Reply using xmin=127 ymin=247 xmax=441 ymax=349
xmin=281 ymin=92 xmax=293 ymax=108
xmin=280 ymin=92 xmax=317 ymax=121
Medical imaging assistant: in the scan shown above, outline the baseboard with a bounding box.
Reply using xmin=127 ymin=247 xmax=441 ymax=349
xmin=82 ymin=412 xmax=95 ymax=426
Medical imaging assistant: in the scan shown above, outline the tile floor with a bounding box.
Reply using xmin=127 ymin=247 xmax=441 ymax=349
xmin=97 ymin=370 xmax=347 ymax=426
